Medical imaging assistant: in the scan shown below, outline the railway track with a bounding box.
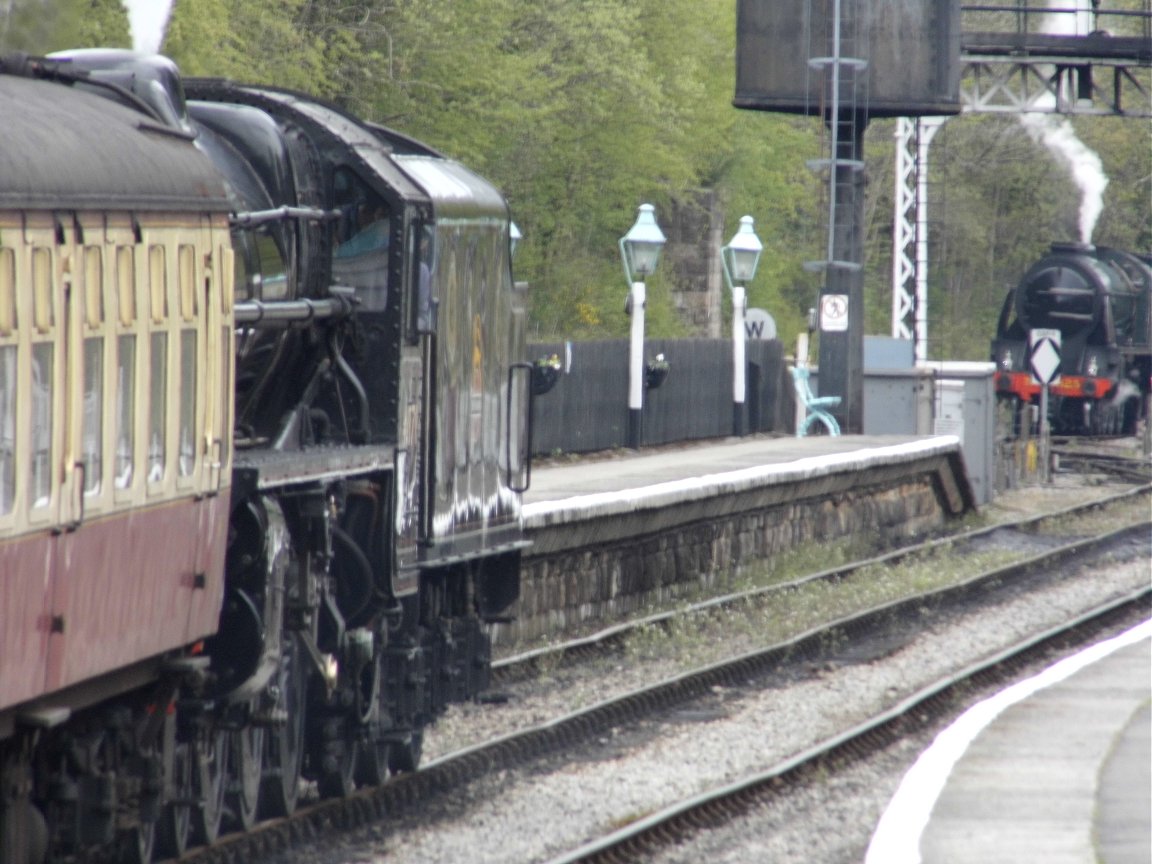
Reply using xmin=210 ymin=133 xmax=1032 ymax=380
xmin=541 ymin=588 xmax=1149 ymax=864
xmin=176 ymin=490 xmax=1151 ymax=864
xmin=1052 ymin=444 xmax=1152 ymax=484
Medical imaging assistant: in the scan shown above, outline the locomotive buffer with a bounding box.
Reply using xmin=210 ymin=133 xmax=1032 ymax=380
xmin=1030 ymin=328 xmax=1061 ymax=482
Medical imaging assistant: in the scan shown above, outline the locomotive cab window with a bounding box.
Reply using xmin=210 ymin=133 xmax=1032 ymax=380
xmin=410 ymin=222 xmax=436 ymax=338
xmin=333 ymin=167 xmax=391 ymax=313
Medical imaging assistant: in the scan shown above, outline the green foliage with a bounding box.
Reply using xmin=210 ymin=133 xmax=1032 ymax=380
xmin=166 ymin=0 xmax=326 ymax=91
xmin=0 ymin=0 xmax=130 ymax=53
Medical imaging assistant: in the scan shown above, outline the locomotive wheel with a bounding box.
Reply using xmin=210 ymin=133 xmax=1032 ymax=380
xmin=259 ymin=635 xmax=307 ymax=818
xmin=118 ymin=819 xmax=156 ymax=864
xmin=355 ymin=732 xmax=391 ymax=788
xmin=155 ymin=741 xmax=193 ymax=858
xmin=352 ymin=652 xmax=390 ymax=787
xmin=316 ymin=726 xmax=356 ymax=799
xmin=225 ymin=725 xmax=263 ymax=832
xmin=389 ymin=730 xmax=424 ymax=775
xmin=1121 ymin=399 xmax=1140 ymax=437
xmin=190 ymin=728 xmax=228 ymax=846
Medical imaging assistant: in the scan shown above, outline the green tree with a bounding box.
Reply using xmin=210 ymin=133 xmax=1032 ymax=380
xmin=0 ymin=0 xmax=129 ymax=53
xmin=165 ymin=0 xmax=325 ymax=91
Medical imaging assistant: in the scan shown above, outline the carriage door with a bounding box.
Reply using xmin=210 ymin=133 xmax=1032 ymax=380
xmin=187 ymin=216 xmax=232 ymax=642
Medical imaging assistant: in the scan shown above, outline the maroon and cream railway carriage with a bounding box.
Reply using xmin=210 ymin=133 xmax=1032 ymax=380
xmin=1 ymin=50 xmax=529 ymax=864
xmin=0 ymin=66 xmax=236 ymax=859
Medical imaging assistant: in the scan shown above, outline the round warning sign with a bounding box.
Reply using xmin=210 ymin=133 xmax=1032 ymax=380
xmin=820 ymin=294 xmax=849 ymax=332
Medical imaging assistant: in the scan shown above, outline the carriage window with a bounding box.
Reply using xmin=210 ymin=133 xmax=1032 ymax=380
xmin=0 ymin=345 xmax=14 ymax=515
xmin=117 ymin=247 xmax=136 ymax=326
xmin=82 ymin=338 xmax=103 ymax=495
xmin=84 ymin=247 xmax=104 ymax=329
xmin=178 ymin=330 xmax=196 ymax=477
xmin=179 ymin=245 xmax=197 ymax=320
xmin=115 ymin=335 xmax=135 ymax=489
xmin=32 ymin=248 xmax=53 ymax=333
xmin=149 ymin=246 xmax=167 ymax=322
xmin=30 ymin=342 xmax=52 ymax=508
xmin=0 ymin=248 xmax=15 ymax=335
xmin=149 ymin=332 xmax=167 ymax=483
xmin=220 ymin=246 xmax=235 ymax=314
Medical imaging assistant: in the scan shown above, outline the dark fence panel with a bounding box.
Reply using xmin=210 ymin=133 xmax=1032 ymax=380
xmin=527 ymin=338 xmax=789 ymax=455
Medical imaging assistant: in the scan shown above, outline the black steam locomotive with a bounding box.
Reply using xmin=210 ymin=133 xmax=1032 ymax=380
xmin=991 ymin=242 xmax=1152 ymax=435
xmin=0 ymin=49 xmax=530 ymax=863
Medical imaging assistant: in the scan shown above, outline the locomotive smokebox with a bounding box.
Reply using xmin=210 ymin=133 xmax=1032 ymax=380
xmin=734 ymin=0 xmax=961 ymax=117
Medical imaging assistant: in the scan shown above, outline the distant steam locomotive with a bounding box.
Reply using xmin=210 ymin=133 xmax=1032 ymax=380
xmin=991 ymin=242 xmax=1152 ymax=435
xmin=0 ymin=49 xmax=531 ymax=863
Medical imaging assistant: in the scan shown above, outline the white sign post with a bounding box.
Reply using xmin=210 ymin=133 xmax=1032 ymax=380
xmin=1029 ymin=328 xmax=1062 ymax=483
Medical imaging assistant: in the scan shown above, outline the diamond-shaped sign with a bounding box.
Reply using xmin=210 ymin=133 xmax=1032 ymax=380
xmin=1029 ymin=329 xmax=1062 ymax=385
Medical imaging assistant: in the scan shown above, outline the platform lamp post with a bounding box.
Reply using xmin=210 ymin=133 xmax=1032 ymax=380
xmin=619 ymin=203 xmax=666 ymax=449
xmin=721 ymin=215 xmax=763 ymax=437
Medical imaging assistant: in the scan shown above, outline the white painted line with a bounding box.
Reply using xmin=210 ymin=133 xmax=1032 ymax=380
xmin=865 ymin=619 xmax=1152 ymax=864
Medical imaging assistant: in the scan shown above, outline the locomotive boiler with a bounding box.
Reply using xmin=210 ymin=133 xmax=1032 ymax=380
xmin=991 ymin=242 xmax=1152 ymax=435
xmin=0 ymin=49 xmax=531 ymax=863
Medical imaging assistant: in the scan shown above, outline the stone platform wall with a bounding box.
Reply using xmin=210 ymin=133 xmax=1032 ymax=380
xmin=494 ymin=451 xmax=971 ymax=647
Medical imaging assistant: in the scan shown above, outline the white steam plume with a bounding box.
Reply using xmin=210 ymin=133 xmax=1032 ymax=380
xmin=1019 ymin=114 xmax=1109 ymax=243
xmin=122 ymin=0 xmax=174 ymax=54
xmin=1019 ymin=0 xmax=1109 ymax=243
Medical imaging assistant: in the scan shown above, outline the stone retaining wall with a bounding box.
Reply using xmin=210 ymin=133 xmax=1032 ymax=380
xmin=493 ymin=453 xmax=971 ymax=648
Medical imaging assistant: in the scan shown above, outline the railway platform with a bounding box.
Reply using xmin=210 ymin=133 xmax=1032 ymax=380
xmin=523 ymin=433 xmax=972 ymax=515
xmin=500 ymin=434 xmax=976 ymax=645
xmin=867 ymin=620 xmax=1152 ymax=864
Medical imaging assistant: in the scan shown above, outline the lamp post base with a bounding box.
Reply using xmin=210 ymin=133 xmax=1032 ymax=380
xmin=732 ymin=402 xmax=744 ymax=437
xmin=627 ymin=409 xmax=642 ymax=449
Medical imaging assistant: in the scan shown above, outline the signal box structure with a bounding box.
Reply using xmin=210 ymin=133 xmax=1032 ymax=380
xmin=734 ymin=0 xmax=962 ymax=117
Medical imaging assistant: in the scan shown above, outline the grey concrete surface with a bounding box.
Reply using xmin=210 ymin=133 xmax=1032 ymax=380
xmin=920 ymin=634 xmax=1151 ymax=864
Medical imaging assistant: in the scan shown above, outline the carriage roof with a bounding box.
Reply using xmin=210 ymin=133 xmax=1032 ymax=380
xmin=0 ymin=75 xmax=231 ymax=213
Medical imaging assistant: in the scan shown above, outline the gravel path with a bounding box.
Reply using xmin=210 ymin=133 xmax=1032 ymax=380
xmin=272 ymin=543 xmax=1148 ymax=864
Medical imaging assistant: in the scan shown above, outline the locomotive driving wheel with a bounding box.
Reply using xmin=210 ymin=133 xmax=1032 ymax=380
xmin=155 ymin=740 xmax=193 ymax=858
xmin=225 ymin=723 xmax=263 ymax=831
xmin=260 ymin=633 xmax=308 ymax=818
xmin=354 ymin=659 xmax=390 ymax=787
xmin=315 ymin=716 xmax=357 ymax=799
xmin=190 ymin=727 xmax=228 ymax=846
xmin=119 ymin=820 xmax=156 ymax=864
